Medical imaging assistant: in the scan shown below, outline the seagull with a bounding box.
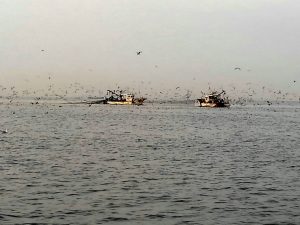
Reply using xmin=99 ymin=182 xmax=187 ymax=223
xmin=1 ymin=129 xmax=8 ymax=134
xmin=136 ymin=51 xmax=142 ymax=55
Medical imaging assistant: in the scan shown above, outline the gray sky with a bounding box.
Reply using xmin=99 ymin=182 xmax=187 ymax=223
xmin=0 ymin=0 xmax=299 ymax=97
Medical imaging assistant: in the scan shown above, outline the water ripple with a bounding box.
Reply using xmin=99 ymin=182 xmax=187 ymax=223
xmin=0 ymin=103 xmax=299 ymax=224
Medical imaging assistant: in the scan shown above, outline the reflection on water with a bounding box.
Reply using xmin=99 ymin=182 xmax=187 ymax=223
xmin=0 ymin=103 xmax=299 ymax=224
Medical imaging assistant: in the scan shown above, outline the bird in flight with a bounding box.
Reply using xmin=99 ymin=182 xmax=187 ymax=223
xmin=136 ymin=51 xmax=142 ymax=55
xmin=234 ymin=67 xmax=241 ymax=70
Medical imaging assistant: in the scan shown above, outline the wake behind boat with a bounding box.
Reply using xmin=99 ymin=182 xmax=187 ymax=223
xmin=195 ymin=90 xmax=230 ymax=107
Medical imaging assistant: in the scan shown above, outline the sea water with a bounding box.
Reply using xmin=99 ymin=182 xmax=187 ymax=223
xmin=0 ymin=103 xmax=299 ymax=224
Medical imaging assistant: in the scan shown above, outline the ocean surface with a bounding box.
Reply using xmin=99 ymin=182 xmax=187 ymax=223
xmin=0 ymin=102 xmax=299 ymax=225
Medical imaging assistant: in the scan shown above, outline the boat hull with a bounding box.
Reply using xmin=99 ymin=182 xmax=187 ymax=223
xmin=106 ymin=98 xmax=145 ymax=106
xmin=200 ymin=103 xmax=229 ymax=107
xmin=107 ymin=101 xmax=133 ymax=105
xmin=200 ymin=103 xmax=218 ymax=107
xmin=195 ymin=100 xmax=229 ymax=107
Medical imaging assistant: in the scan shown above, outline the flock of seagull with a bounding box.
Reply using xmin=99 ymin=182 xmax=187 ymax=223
xmin=0 ymin=60 xmax=298 ymax=106
xmin=0 ymin=50 xmax=299 ymax=135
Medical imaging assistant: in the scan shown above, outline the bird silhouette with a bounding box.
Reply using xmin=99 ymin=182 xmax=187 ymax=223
xmin=234 ymin=67 xmax=241 ymax=70
xmin=1 ymin=129 xmax=8 ymax=134
xmin=136 ymin=51 xmax=142 ymax=55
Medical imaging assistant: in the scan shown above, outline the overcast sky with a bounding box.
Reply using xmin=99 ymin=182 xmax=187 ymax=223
xmin=0 ymin=0 xmax=299 ymax=96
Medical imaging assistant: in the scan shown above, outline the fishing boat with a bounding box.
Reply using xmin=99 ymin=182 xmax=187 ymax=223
xmin=195 ymin=90 xmax=229 ymax=107
xmin=104 ymin=90 xmax=145 ymax=105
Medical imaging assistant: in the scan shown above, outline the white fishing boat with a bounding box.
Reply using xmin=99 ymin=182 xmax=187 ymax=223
xmin=195 ymin=90 xmax=230 ymax=107
xmin=105 ymin=90 xmax=145 ymax=105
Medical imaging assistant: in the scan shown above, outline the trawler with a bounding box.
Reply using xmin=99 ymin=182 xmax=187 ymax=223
xmin=104 ymin=90 xmax=145 ymax=105
xmin=195 ymin=90 xmax=229 ymax=107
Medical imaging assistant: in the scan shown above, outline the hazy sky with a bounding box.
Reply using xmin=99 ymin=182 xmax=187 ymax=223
xmin=0 ymin=0 xmax=299 ymax=96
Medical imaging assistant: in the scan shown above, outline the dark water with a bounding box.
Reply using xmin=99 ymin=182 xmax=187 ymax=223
xmin=1 ymin=103 xmax=299 ymax=225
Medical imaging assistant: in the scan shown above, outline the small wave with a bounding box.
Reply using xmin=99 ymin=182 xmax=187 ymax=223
xmin=102 ymin=216 xmax=129 ymax=222
xmin=146 ymin=214 xmax=166 ymax=219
